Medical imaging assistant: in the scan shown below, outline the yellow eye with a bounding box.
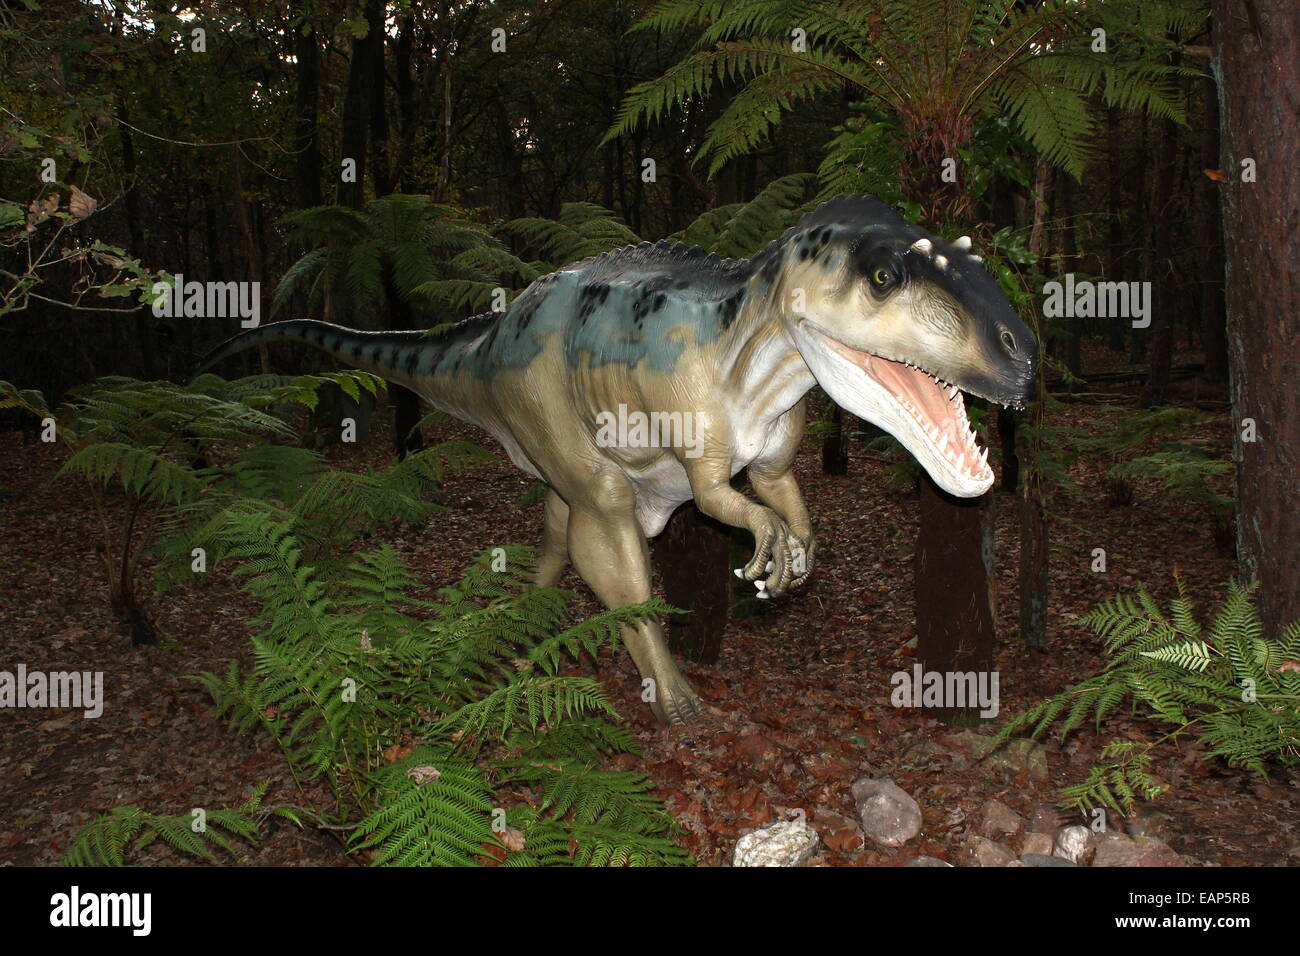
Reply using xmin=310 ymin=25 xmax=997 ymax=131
xmin=872 ymin=268 xmax=891 ymax=286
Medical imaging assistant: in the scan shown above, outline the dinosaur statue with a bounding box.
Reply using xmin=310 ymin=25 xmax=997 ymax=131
xmin=191 ymin=195 xmax=1037 ymax=725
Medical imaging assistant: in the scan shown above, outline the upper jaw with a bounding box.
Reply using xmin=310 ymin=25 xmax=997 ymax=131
xmin=799 ymin=319 xmax=1027 ymax=410
xmin=794 ymin=320 xmax=996 ymax=497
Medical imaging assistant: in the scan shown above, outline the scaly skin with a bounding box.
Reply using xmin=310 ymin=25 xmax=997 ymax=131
xmin=192 ymin=195 xmax=1037 ymax=725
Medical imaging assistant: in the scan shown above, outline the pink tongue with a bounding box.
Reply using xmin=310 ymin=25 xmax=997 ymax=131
xmin=867 ymin=356 xmax=958 ymax=435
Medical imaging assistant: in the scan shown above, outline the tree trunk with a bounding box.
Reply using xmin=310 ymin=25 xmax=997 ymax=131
xmin=1212 ymin=0 xmax=1300 ymax=636
xmin=1198 ymin=74 xmax=1229 ymax=384
xmin=653 ymin=504 xmax=733 ymax=664
xmin=1055 ymin=168 xmax=1082 ymax=381
xmin=1140 ymin=109 xmax=1180 ymax=406
xmin=916 ymin=481 xmax=997 ymax=720
xmin=906 ymin=139 xmax=995 ymax=714
xmin=1106 ymin=107 xmax=1127 ymax=352
xmin=822 ymin=405 xmax=849 ymax=475
xmin=1019 ymin=158 xmax=1052 ymax=650
xmin=229 ymin=147 xmax=269 ymax=374
xmin=291 ymin=1 xmax=323 ymax=209
xmin=114 ymin=97 xmax=160 ymax=381
xmin=1129 ymin=118 xmax=1150 ymax=365
xmin=368 ymin=0 xmax=393 ymax=199
xmin=998 ymin=407 xmax=1019 ymax=494
xmin=335 ymin=0 xmax=382 ymax=209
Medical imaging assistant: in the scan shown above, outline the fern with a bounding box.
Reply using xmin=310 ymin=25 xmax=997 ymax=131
xmin=61 ymin=785 xmax=270 ymax=866
xmin=72 ymin=503 xmax=691 ymax=866
xmin=999 ymin=580 xmax=1300 ymax=814
xmin=608 ymin=0 xmax=1198 ymax=181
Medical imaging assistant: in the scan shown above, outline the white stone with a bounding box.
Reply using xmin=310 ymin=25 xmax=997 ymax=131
xmin=733 ymin=820 xmax=820 ymax=867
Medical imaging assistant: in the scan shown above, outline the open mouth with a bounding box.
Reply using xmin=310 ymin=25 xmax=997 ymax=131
xmin=806 ymin=326 xmax=994 ymax=491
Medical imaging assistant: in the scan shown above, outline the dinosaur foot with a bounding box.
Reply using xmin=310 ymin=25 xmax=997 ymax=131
xmin=650 ymin=675 xmax=704 ymax=725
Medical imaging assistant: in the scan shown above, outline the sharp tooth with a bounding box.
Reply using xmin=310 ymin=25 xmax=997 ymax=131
xmin=954 ymin=235 xmax=972 ymax=251
xmin=938 ymin=434 xmax=949 ymax=454
xmin=981 ymin=447 xmax=989 ymax=463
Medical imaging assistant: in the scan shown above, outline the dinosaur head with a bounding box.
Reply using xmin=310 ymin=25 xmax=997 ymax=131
xmin=772 ymin=196 xmax=1037 ymax=497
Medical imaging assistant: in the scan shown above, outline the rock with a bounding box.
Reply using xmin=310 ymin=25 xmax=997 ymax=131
xmin=906 ymin=855 xmax=954 ymax=867
xmin=1028 ymin=805 xmax=1065 ymax=833
xmin=978 ymin=799 xmax=1024 ymax=838
xmin=1054 ymin=825 xmax=1093 ymax=864
xmin=1022 ymin=832 xmax=1055 ymax=857
xmin=1021 ymin=853 xmax=1077 ymax=867
xmin=1123 ymin=807 xmax=1176 ymax=843
xmin=965 ymin=835 xmax=1018 ymax=867
xmin=851 ymin=777 xmax=923 ymax=847
xmin=981 ymin=739 xmax=1050 ymax=781
xmin=1091 ymin=833 xmax=1186 ymax=868
xmin=733 ymin=820 xmax=820 ymax=867
xmin=939 ymin=730 xmax=994 ymax=758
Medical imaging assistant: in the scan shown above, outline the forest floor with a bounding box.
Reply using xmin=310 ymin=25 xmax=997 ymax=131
xmin=2 ymin=345 xmax=1296 ymax=867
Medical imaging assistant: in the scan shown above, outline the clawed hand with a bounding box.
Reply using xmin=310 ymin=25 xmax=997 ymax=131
xmin=735 ymin=512 xmax=815 ymax=598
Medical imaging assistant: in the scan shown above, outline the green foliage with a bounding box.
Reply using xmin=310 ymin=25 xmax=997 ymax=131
xmin=0 ymin=374 xmax=319 ymax=635
xmin=56 ymin=416 xmax=685 ymax=865
xmin=62 ymin=784 xmax=271 ymax=866
xmin=501 ymin=201 xmax=641 ymax=268
xmin=275 ymin=196 xmax=531 ymax=322
xmin=68 ymin=503 xmax=690 ymax=867
xmin=1079 ymin=407 xmax=1232 ymax=524
xmin=182 ymin=521 xmax=688 ymax=866
xmin=670 ymin=173 xmax=818 ymax=258
xmin=609 ymin=0 xmax=1198 ymax=180
xmin=999 ymin=581 xmax=1300 ymax=815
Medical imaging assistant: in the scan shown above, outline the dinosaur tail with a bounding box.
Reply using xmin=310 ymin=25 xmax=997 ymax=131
xmin=187 ymin=319 xmax=438 ymax=395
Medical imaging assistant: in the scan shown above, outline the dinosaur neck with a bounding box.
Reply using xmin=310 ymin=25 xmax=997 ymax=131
xmin=718 ymin=276 xmax=817 ymax=427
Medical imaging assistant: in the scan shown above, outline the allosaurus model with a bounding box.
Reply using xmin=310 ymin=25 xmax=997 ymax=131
xmin=193 ymin=195 xmax=1037 ymax=724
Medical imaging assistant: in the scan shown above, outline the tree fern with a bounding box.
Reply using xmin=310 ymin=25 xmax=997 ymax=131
xmin=609 ymin=0 xmax=1199 ymax=181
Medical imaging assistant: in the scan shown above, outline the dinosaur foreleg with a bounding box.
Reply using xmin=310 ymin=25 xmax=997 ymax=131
xmin=683 ymin=457 xmax=804 ymax=599
xmin=564 ymin=475 xmax=703 ymax=725
xmin=531 ymin=489 xmax=570 ymax=588
xmin=749 ymin=468 xmax=816 ymax=591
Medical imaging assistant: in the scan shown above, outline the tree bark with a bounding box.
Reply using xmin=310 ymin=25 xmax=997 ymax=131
xmin=653 ymin=504 xmax=733 ymax=664
xmin=335 ymin=0 xmax=383 ymax=209
xmin=1019 ymin=158 xmax=1052 ymax=650
xmin=1106 ymin=107 xmax=1127 ymax=352
xmin=907 ymin=140 xmax=995 ymax=715
xmin=998 ymin=407 xmax=1019 ymax=494
xmin=916 ymin=481 xmax=997 ymax=719
xmin=1129 ymin=118 xmax=1150 ymax=365
xmin=822 ymin=404 xmax=849 ymax=475
xmin=1198 ymin=74 xmax=1229 ymax=385
xmin=1212 ymin=0 xmax=1300 ymax=636
xmin=292 ymin=1 xmax=323 ymax=209
xmin=1140 ymin=110 xmax=1180 ymax=407
xmin=1055 ymin=168 xmax=1082 ymax=381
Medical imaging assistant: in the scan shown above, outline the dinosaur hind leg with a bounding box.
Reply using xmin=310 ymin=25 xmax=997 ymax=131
xmin=531 ymin=489 xmax=570 ymax=588
xmin=564 ymin=475 xmax=702 ymax=725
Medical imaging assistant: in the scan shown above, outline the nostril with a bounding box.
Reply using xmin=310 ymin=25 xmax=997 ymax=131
xmin=999 ymin=328 xmax=1016 ymax=353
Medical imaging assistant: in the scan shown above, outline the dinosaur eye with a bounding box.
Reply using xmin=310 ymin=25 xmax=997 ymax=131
xmin=871 ymin=268 xmax=893 ymax=288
